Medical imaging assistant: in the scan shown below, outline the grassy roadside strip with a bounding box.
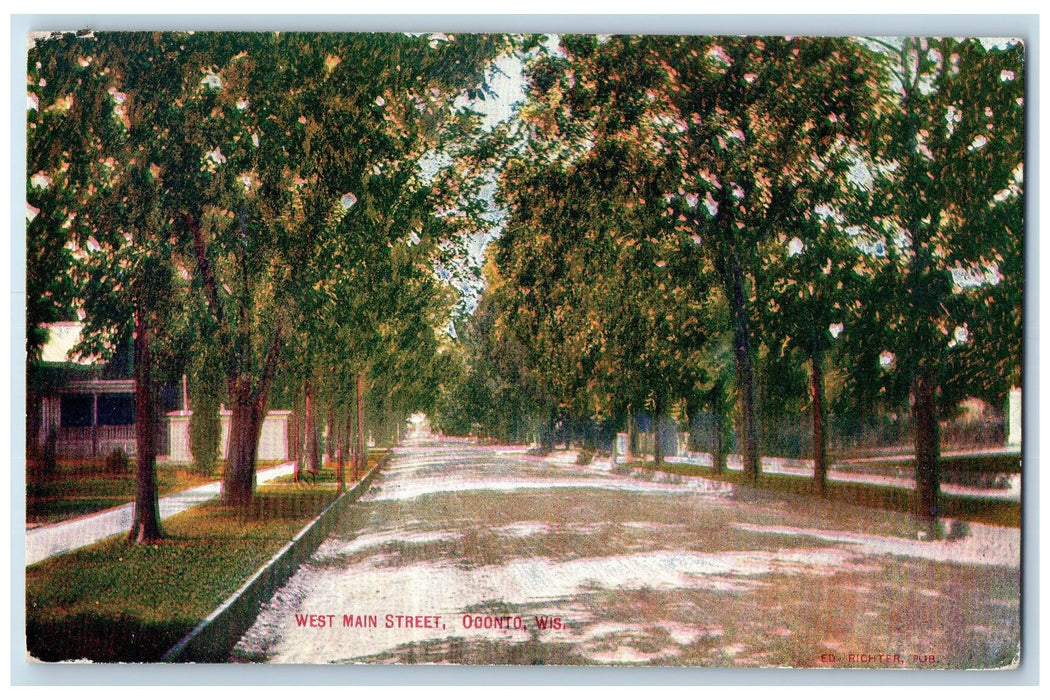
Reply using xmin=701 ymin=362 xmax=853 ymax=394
xmin=26 ymin=460 xmax=281 ymax=524
xmin=832 ymin=453 xmax=1021 ymax=475
xmin=268 ymin=449 xmax=387 ymax=485
xmin=626 ymin=461 xmax=1020 ymax=528
xmin=26 ymin=452 xmax=387 ymax=662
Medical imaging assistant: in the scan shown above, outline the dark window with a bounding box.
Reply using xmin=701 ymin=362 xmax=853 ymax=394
xmin=98 ymin=395 xmax=135 ymax=426
xmin=159 ymin=384 xmax=181 ymax=412
xmin=60 ymin=395 xmax=93 ymax=427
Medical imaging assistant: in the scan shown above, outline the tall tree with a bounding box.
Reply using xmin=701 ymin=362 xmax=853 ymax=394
xmin=760 ymin=211 xmax=871 ymax=494
xmin=859 ymin=37 xmax=1024 ymax=518
xmin=27 ymin=31 xmax=206 ymax=541
xmin=647 ymin=36 xmax=878 ymax=479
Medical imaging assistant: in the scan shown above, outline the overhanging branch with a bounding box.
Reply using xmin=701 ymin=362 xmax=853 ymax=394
xmin=186 ymin=213 xmax=225 ymax=329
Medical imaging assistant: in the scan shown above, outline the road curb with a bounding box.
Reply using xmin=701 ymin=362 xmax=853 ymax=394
xmin=161 ymin=454 xmax=389 ymax=663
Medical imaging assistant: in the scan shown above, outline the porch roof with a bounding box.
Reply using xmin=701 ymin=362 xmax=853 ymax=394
xmin=58 ymin=379 xmax=135 ymax=395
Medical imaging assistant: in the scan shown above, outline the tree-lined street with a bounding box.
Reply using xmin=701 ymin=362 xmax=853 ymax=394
xmin=25 ymin=30 xmax=1023 ymax=666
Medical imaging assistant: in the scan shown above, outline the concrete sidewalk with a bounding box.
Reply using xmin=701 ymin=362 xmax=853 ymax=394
xmin=25 ymin=462 xmax=296 ymax=567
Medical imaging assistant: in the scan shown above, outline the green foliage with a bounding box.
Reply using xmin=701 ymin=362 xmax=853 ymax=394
xmin=845 ymin=38 xmax=1024 ymax=408
xmin=433 ymin=258 xmax=542 ymax=441
xmin=27 ymin=30 xmax=1023 ymax=506
xmin=443 ymin=34 xmax=1021 ymax=481
xmin=453 ymin=35 xmax=885 ymax=460
xmin=188 ymin=341 xmax=225 ymax=475
xmin=104 ymin=447 xmax=130 ymax=475
xmin=188 ymin=393 xmax=222 ymax=475
xmin=28 ymin=30 xmax=513 ymax=504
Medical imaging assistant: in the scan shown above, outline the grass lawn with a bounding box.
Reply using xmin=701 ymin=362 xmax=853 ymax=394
xmin=270 ymin=449 xmax=387 ymax=485
xmin=25 ymin=480 xmax=347 ymax=662
xmin=834 ymin=452 xmax=1022 ymax=475
xmin=628 ymin=461 xmax=1020 ymax=528
xmin=25 ymin=460 xmax=283 ymax=524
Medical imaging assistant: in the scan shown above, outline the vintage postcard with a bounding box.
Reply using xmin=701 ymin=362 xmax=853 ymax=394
xmin=23 ymin=26 xmax=1023 ymax=670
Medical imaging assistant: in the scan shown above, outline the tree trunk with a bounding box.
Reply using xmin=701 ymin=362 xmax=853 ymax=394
xmin=331 ymin=404 xmax=342 ymax=490
xmin=223 ymin=329 xmax=280 ymax=507
xmin=706 ymin=379 xmax=732 ymax=475
xmin=811 ymin=343 xmax=828 ymax=497
xmin=914 ymin=368 xmax=940 ymax=520
xmin=224 ymin=387 xmax=266 ymax=506
xmin=339 ymin=407 xmax=350 ymax=490
xmin=685 ymin=398 xmax=700 ymax=453
xmin=626 ymin=406 xmax=635 ymax=461
xmin=292 ymin=392 xmax=303 ymax=483
xmin=653 ymin=415 xmax=664 ymax=467
xmin=304 ymin=378 xmax=320 ymax=475
xmin=712 ymin=399 xmax=726 ymax=476
xmin=128 ymin=311 xmax=164 ymax=543
xmin=727 ymin=259 xmax=760 ymax=480
xmin=355 ymin=372 xmax=365 ymax=479
xmin=326 ymin=402 xmax=335 ymax=465
xmin=546 ymin=406 xmax=556 ymax=452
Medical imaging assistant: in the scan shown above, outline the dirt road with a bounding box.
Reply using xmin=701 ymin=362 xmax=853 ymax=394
xmin=233 ymin=438 xmax=1020 ymax=667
